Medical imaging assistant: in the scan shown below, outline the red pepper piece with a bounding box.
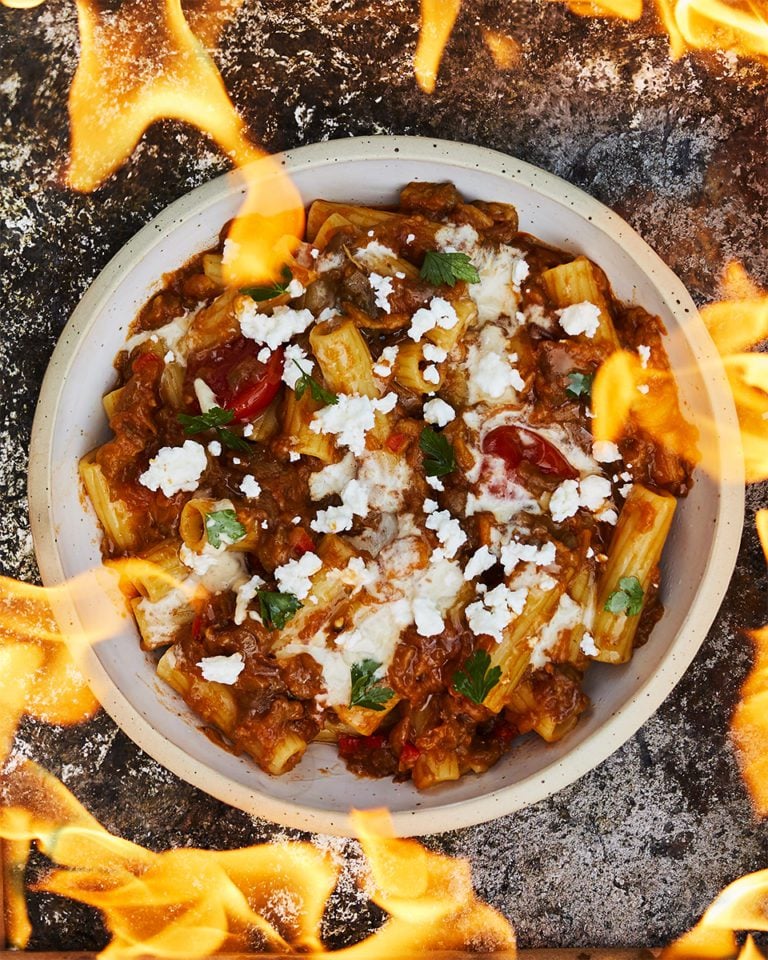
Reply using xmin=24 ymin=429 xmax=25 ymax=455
xmin=289 ymin=527 xmax=315 ymax=556
xmin=482 ymin=425 xmax=578 ymax=480
xmin=399 ymin=742 xmax=421 ymax=766
xmin=386 ymin=432 xmax=409 ymax=453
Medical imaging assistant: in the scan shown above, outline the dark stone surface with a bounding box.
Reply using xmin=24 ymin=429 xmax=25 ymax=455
xmin=1 ymin=0 xmax=767 ymax=951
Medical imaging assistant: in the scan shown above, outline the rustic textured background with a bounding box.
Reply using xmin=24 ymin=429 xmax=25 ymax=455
xmin=1 ymin=0 xmax=767 ymax=951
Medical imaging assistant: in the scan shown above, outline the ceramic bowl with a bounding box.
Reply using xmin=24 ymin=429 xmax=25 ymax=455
xmin=28 ymin=136 xmax=744 ymax=836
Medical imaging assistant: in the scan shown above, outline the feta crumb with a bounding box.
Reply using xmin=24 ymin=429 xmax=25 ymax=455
xmin=242 ymin=423 xmax=254 ymax=438
xmin=580 ymin=631 xmax=599 ymax=657
xmin=422 ymin=343 xmax=447 ymax=363
xmin=311 ymin=478 xmax=369 ymax=533
xmin=289 ymin=451 xmax=301 ymax=462
xmin=423 ymin=397 xmax=455 ymax=427
xmin=287 ymin=278 xmax=305 ymax=298
xmin=274 ymin=552 xmax=322 ymax=600
xmin=578 ymin=474 xmax=612 ymax=511
xmin=369 ymin=272 xmax=394 ymax=313
xmin=435 ymin=222 xmax=479 ymax=252
xmin=239 ymin=474 xmax=262 ymax=498
xmin=238 ymin=301 xmax=315 ymax=350
xmin=426 ymin=474 xmax=445 ymax=491
xmin=406 ymin=233 xmax=416 ymax=243
xmin=638 ymin=344 xmax=651 ymax=368
xmin=598 ymin=507 xmax=619 ymax=525
xmin=637 ymin=384 xmax=649 ymax=395
xmin=193 ymin=378 xmax=218 ymax=414
xmin=207 ymin=440 xmax=222 ymax=456
xmin=512 ymin=258 xmax=530 ymax=287
xmin=338 ymin=556 xmax=377 ymax=593
xmin=309 ymin=452 xmax=357 ymax=501
xmin=425 ymin=509 xmax=467 ymax=558
xmin=529 ymin=593 xmax=582 ymax=668
xmin=549 ymin=479 xmax=580 ymax=522
xmin=593 ymin=440 xmax=622 ymax=463
xmin=282 ymin=342 xmax=314 ymax=389
xmin=619 ymin=483 xmax=633 ymax=498
xmin=408 ymin=297 xmax=459 ymax=341
xmin=423 ymin=364 xmax=440 ymax=384
xmin=500 ymin=540 xmax=556 ymax=575
xmin=309 ymin=392 xmax=397 ymax=456
xmin=423 ymin=498 xmax=439 ymax=514
xmin=465 ymin=582 xmax=528 ymax=642
xmin=232 ymin=457 xmax=241 ymax=465
xmin=465 ymin=324 xmax=524 ymax=404
xmin=163 ymin=350 xmax=175 ymax=364
xmin=234 ymin=574 xmax=266 ymax=625
xmin=257 ymin=346 xmax=272 ymax=363
xmin=139 ymin=440 xmax=207 ymax=497
xmin=373 ymin=345 xmax=399 ymax=378
xmin=463 ymin=545 xmax=497 ymax=581
xmin=468 ymin=245 xmax=527 ymax=324
xmin=198 ymin=653 xmax=244 ymax=685
xmin=412 ymin=596 xmax=445 ymax=637
xmin=557 ymin=301 xmax=601 ymax=338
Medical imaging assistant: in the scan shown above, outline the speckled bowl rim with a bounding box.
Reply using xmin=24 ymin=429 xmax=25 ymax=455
xmin=29 ymin=135 xmax=744 ymax=836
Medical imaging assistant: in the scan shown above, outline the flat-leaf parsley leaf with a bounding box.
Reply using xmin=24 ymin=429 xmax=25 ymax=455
xmin=420 ymin=251 xmax=480 ymax=287
xmin=241 ymin=266 xmax=293 ymax=302
xmin=604 ymin=576 xmax=644 ymax=616
xmin=177 ymin=406 xmax=251 ymax=453
xmin=350 ymin=659 xmax=395 ymax=711
xmin=565 ymin=371 xmax=594 ymax=399
xmin=452 ymin=649 xmax=501 ymax=704
xmin=419 ymin=426 xmax=456 ymax=478
xmin=205 ymin=509 xmax=246 ymax=548
xmin=293 ymin=361 xmax=338 ymax=406
xmin=257 ymin=591 xmax=302 ymax=629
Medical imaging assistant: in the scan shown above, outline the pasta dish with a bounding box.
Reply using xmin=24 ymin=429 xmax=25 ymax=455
xmin=81 ymin=181 xmax=697 ymax=788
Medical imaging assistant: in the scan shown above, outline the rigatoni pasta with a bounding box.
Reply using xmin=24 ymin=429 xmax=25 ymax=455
xmin=82 ymin=180 xmax=696 ymax=788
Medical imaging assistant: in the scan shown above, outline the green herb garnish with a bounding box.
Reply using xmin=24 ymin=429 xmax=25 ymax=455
xmin=177 ymin=406 xmax=251 ymax=453
xmin=257 ymin=590 xmax=302 ymax=630
xmin=241 ymin=266 xmax=293 ymax=302
xmin=452 ymin=649 xmax=501 ymax=704
xmin=604 ymin=576 xmax=644 ymax=616
xmin=293 ymin=361 xmax=338 ymax=406
xmin=419 ymin=426 xmax=457 ymax=478
xmin=350 ymin=659 xmax=395 ymax=712
xmin=565 ymin=371 xmax=594 ymax=399
xmin=420 ymin=250 xmax=480 ymax=287
xmin=205 ymin=509 xmax=246 ymax=549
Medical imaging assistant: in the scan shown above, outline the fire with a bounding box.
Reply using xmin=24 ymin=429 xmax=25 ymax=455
xmin=0 ymin=761 xmax=516 ymax=956
xmin=414 ymin=0 xmax=462 ymax=93
xmin=68 ymin=0 xmax=303 ymax=285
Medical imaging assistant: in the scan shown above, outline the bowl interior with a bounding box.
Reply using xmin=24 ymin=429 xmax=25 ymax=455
xmin=29 ymin=138 xmax=742 ymax=835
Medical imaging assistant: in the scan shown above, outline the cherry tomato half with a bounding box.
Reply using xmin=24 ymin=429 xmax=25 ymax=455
xmin=188 ymin=337 xmax=285 ymax=422
xmin=482 ymin=425 xmax=578 ymax=480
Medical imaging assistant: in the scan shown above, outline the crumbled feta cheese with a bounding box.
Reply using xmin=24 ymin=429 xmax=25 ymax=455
xmin=593 ymin=440 xmax=622 ymax=463
xmin=466 ymin=582 xmax=528 ymax=642
xmin=369 ymin=272 xmax=394 ymax=313
xmin=423 ymin=364 xmax=440 ymax=384
xmin=422 ymin=342 xmax=447 ymax=363
xmin=423 ymin=397 xmax=455 ymax=427
xmin=198 ymin=652 xmax=244 ymax=685
xmin=598 ymin=507 xmax=619 ymax=525
xmin=638 ymin=344 xmax=651 ymax=368
xmin=239 ymin=474 xmax=261 ymax=498
xmin=425 ymin=509 xmax=467 ymax=558
xmin=423 ymin=498 xmax=439 ymax=514
xmin=238 ymin=301 xmax=315 ymax=350
xmin=468 ymin=245 xmax=527 ymax=324
xmin=550 ymin=479 xmax=581 ymax=522
xmin=619 ymin=483 xmax=633 ymax=498
xmin=289 ymin=451 xmax=301 ymax=462
xmin=232 ymin=457 xmax=241 ymax=465
xmin=578 ymin=474 xmax=612 ymax=511
xmin=309 ymin=452 xmax=357 ymax=500
xmin=355 ymin=240 xmax=398 ymax=266
xmin=257 ymin=346 xmax=272 ymax=363
xmin=529 ymin=593 xmax=582 ymax=668
xmin=426 ymin=474 xmax=445 ymax=491
xmin=123 ymin=309 xmax=195 ymax=363
xmin=465 ymin=324 xmax=524 ymax=404
xmin=207 ymin=440 xmax=222 ymax=456
xmin=500 ymin=539 xmax=556 ymax=575
xmin=274 ymin=552 xmax=322 ymax=600
xmin=287 ymin=278 xmax=305 ymax=298
xmin=408 ymin=297 xmax=459 ymax=341
xmin=637 ymin=384 xmax=649 ymax=395
xmin=139 ymin=440 xmax=207 ymax=497
xmin=338 ymin=556 xmax=378 ymax=593
xmin=406 ymin=233 xmax=416 ymax=243
xmin=557 ymin=301 xmax=601 ymax=339
xmin=309 ymin=392 xmax=397 ymax=456
xmin=282 ymin=342 xmax=314 ymax=389
xmin=163 ymin=350 xmax=175 ymax=364
xmin=580 ymin=631 xmax=599 ymax=657
xmin=311 ymin=477 xmax=369 ymax=533
xmin=435 ymin=222 xmax=479 ymax=252
xmin=234 ymin=574 xmax=266 ymax=625
xmin=242 ymin=423 xmax=254 ymax=438
xmin=373 ymin=345 xmax=399 ymax=378
xmin=193 ymin=378 xmax=218 ymax=414
xmin=463 ymin=545 xmax=497 ymax=581
xmin=410 ymin=596 xmax=443 ymax=637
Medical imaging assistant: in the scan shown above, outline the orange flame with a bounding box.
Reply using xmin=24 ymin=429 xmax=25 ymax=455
xmin=414 ymin=0 xmax=462 ymax=93
xmin=483 ymin=30 xmax=523 ymax=70
xmin=0 ymin=761 xmax=516 ymax=956
xmin=68 ymin=0 xmax=303 ymax=284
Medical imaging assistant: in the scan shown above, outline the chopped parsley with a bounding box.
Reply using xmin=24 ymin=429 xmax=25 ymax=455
xmin=420 ymin=250 xmax=480 ymax=287
xmin=205 ymin=509 xmax=246 ymax=549
xmin=177 ymin=406 xmax=250 ymax=453
xmin=565 ymin=371 xmax=594 ymax=399
xmin=350 ymin=659 xmax=395 ymax=712
xmin=452 ymin=649 xmax=501 ymax=704
xmin=241 ymin=266 xmax=293 ymax=302
xmin=604 ymin=576 xmax=644 ymax=616
xmin=419 ymin=426 xmax=457 ymax=478
xmin=293 ymin=361 xmax=338 ymax=406
xmin=257 ymin=590 xmax=302 ymax=630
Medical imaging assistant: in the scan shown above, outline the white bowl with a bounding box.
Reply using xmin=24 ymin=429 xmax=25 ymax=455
xmin=28 ymin=135 xmax=744 ymax=836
